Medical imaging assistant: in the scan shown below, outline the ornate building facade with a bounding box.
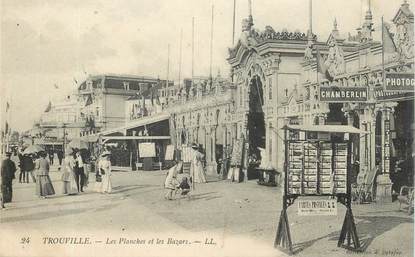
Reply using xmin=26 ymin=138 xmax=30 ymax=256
xmin=169 ymin=1 xmax=414 ymax=189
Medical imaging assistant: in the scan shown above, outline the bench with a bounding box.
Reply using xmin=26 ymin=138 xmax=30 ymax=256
xmin=397 ymin=186 xmax=414 ymax=214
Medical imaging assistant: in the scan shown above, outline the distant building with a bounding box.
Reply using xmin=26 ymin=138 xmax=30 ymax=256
xmin=77 ymin=74 xmax=171 ymax=136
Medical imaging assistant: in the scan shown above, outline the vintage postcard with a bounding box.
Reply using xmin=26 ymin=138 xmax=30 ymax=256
xmin=1 ymin=0 xmax=414 ymax=256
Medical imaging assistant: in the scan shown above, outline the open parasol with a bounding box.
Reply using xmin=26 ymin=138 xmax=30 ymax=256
xmin=22 ymin=144 xmax=45 ymax=155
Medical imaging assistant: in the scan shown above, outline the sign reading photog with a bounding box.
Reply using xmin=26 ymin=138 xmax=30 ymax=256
xmin=319 ymin=87 xmax=368 ymax=102
xmin=384 ymin=72 xmax=415 ymax=91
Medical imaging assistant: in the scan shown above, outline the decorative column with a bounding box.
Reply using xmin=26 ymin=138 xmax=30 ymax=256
xmin=210 ymin=125 xmax=218 ymax=176
xmin=242 ymin=111 xmax=249 ymax=182
xmin=375 ymin=103 xmax=394 ymax=203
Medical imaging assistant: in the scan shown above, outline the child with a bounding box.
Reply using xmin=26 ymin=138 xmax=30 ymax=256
xmin=164 ymin=164 xmax=179 ymax=200
xmin=177 ymin=177 xmax=191 ymax=196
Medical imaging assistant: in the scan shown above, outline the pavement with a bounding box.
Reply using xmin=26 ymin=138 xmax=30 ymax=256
xmin=0 ymin=165 xmax=413 ymax=257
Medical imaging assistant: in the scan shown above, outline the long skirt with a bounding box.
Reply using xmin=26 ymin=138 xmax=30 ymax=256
xmin=1 ymin=181 xmax=13 ymax=203
xmin=36 ymin=175 xmax=55 ymax=197
xmin=62 ymin=171 xmax=78 ymax=195
xmin=100 ymin=174 xmax=112 ymax=193
xmin=191 ymin=163 xmax=206 ymax=183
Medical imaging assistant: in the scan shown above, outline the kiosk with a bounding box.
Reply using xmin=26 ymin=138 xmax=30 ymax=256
xmin=274 ymin=124 xmax=368 ymax=254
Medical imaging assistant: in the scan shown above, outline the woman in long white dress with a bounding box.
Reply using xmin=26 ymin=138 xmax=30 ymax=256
xmin=190 ymin=144 xmax=207 ymax=183
xmin=97 ymin=152 xmax=112 ymax=194
xmin=62 ymin=152 xmax=78 ymax=195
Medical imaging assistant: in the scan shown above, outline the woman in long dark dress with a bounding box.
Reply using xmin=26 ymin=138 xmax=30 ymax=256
xmin=35 ymin=151 xmax=55 ymax=198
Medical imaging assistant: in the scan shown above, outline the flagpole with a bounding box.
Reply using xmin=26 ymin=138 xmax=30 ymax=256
xmin=166 ymin=43 xmax=170 ymax=106
xmin=209 ymin=5 xmax=214 ymax=80
xmin=381 ymin=16 xmax=385 ymax=81
xmin=232 ymin=0 xmax=236 ymax=45
xmin=191 ymin=17 xmax=195 ymax=89
xmin=178 ymin=28 xmax=183 ymax=89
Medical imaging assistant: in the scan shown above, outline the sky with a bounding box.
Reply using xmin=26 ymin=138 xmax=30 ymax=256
xmin=1 ymin=0 xmax=411 ymax=131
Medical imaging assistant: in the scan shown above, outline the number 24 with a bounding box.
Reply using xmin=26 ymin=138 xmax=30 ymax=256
xmin=20 ymin=237 xmax=30 ymax=244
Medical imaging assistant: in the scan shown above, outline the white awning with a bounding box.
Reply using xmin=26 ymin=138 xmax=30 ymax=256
xmin=101 ymin=112 xmax=170 ymax=136
xmin=102 ymin=136 xmax=170 ymax=141
xmin=283 ymin=124 xmax=368 ymax=134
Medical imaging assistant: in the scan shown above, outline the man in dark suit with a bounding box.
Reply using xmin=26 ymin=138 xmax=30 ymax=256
xmin=1 ymin=152 xmax=16 ymax=204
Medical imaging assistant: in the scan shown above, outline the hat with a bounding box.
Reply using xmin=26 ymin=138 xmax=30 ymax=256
xmin=191 ymin=143 xmax=198 ymax=149
xmin=101 ymin=151 xmax=111 ymax=157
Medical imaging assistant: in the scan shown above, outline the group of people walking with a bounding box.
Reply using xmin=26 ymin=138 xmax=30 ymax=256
xmin=1 ymin=146 xmax=113 ymax=209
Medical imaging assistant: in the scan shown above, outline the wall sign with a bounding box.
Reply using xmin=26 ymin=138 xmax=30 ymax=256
xmin=320 ymin=87 xmax=368 ymax=102
xmin=138 ymin=142 xmax=156 ymax=158
xmin=374 ymin=88 xmax=414 ymax=101
xmin=384 ymin=72 xmax=415 ymax=91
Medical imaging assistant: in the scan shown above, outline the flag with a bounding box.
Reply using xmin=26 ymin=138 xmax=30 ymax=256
xmin=85 ymin=94 xmax=93 ymax=107
xmin=382 ymin=21 xmax=396 ymax=54
xmin=6 ymin=102 xmax=10 ymax=112
xmin=5 ymin=122 xmax=8 ymax=134
xmin=316 ymin=48 xmax=334 ymax=82
xmin=73 ymin=78 xmax=78 ymax=85
xmin=54 ymin=84 xmax=59 ymax=89
xmin=44 ymin=101 xmax=52 ymax=112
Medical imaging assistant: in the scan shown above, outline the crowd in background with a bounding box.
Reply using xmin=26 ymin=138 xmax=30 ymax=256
xmin=1 ymin=145 xmax=113 ymax=209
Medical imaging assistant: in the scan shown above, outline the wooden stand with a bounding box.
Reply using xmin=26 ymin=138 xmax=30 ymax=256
xmin=338 ymin=207 xmax=361 ymax=250
xmin=274 ymin=207 xmax=293 ymax=253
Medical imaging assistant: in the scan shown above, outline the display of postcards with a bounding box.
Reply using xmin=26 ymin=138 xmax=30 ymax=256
xmin=319 ymin=175 xmax=332 ymax=182
xmin=334 ymin=162 xmax=347 ymax=169
xmin=335 ymin=143 xmax=347 ymax=148
xmin=289 ymin=188 xmax=301 ymax=194
xmin=334 ymin=174 xmax=347 ymax=181
xmin=304 ymin=162 xmax=317 ymax=169
xmin=304 ymin=149 xmax=317 ymax=156
xmin=334 ymin=151 xmax=348 ymax=156
xmin=290 ymin=142 xmax=303 ymax=148
xmin=289 ymin=174 xmax=301 ymax=182
xmin=303 ymin=175 xmax=317 ymax=182
xmin=321 ymin=162 xmax=332 ymax=169
xmin=304 ymin=168 xmax=317 ymax=175
xmin=320 ymin=143 xmax=332 ymax=149
xmin=321 ymin=149 xmax=333 ymax=156
xmin=333 ymin=156 xmax=347 ymax=162
xmin=334 ymin=168 xmax=347 ymax=175
xmin=334 ymin=188 xmax=347 ymax=194
xmin=303 ymin=188 xmax=317 ymax=194
xmin=290 ymin=162 xmax=303 ymax=169
xmin=320 ymin=168 xmax=332 ymax=175
xmin=304 ymin=142 xmax=318 ymax=148
xmin=304 ymin=155 xmax=318 ymax=162
xmin=304 ymin=181 xmax=317 ymax=188
xmin=291 ymin=151 xmax=303 ymax=157
xmin=289 ymin=181 xmax=301 ymax=188
xmin=321 ymin=181 xmax=333 ymax=188
xmin=289 ymin=168 xmax=302 ymax=173
xmin=335 ymin=181 xmax=347 ymax=188
xmin=320 ymin=187 xmax=333 ymax=194
xmin=321 ymin=155 xmax=332 ymax=162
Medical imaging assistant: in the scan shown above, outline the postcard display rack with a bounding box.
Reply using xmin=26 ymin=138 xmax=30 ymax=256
xmin=275 ymin=129 xmax=361 ymax=254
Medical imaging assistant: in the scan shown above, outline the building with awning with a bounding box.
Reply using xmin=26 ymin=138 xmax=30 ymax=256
xmin=81 ymin=112 xmax=171 ymax=171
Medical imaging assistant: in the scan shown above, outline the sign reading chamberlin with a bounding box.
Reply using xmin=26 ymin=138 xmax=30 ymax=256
xmin=384 ymin=72 xmax=415 ymax=91
xmin=320 ymin=87 xmax=368 ymax=102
